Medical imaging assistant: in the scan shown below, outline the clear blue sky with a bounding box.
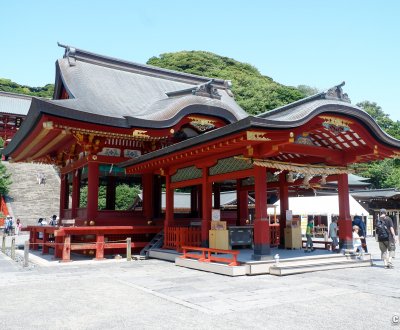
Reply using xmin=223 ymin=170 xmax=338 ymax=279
xmin=1 ymin=0 xmax=399 ymax=120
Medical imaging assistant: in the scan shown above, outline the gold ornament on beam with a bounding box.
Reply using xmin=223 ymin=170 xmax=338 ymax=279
xmin=235 ymin=156 xmax=353 ymax=175
xmin=246 ymin=131 xmax=271 ymax=141
xmin=132 ymin=130 xmax=150 ymax=139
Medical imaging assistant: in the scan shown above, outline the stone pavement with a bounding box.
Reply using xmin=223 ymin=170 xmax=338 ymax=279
xmin=0 ymin=237 xmax=399 ymax=330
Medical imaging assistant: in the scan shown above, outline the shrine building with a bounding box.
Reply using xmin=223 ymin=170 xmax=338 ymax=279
xmin=4 ymin=44 xmax=400 ymax=262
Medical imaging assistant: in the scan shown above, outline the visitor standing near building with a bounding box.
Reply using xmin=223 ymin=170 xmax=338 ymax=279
xmin=329 ymin=217 xmax=339 ymax=252
xmin=4 ymin=216 xmax=13 ymax=235
xmin=376 ymin=209 xmax=397 ymax=269
xmin=352 ymin=225 xmax=363 ymax=256
xmin=352 ymin=215 xmax=368 ymax=252
xmin=15 ymin=218 xmax=22 ymax=235
xmin=304 ymin=218 xmax=315 ymax=253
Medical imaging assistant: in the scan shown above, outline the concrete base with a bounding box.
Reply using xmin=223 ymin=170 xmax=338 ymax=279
xmin=175 ymin=257 xmax=246 ymax=276
xmin=148 ymin=248 xmax=181 ymax=262
xmin=269 ymin=253 xmax=372 ymax=276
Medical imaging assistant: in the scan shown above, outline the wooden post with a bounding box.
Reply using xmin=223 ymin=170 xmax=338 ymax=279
xmin=252 ymin=166 xmax=271 ymax=260
xmin=279 ymin=171 xmax=289 ymax=248
xmin=142 ymin=173 xmax=154 ymax=220
xmin=87 ymin=160 xmax=99 ymax=221
xmin=24 ymin=240 xmax=29 ymax=267
xmin=61 ymin=235 xmax=71 ymax=262
xmin=237 ymin=179 xmax=249 ymax=226
xmin=126 ymin=237 xmax=132 ymax=261
xmin=1 ymin=235 xmax=5 ymax=253
xmin=42 ymin=231 xmax=49 ymax=254
xmin=11 ymin=237 xmax=15 ymax=260
xmin=201 ymin=167 xmax=212 ymax=247
xmin=71 ymin=169 xmax=80 ymax=218
xmin=164 ymin=173 xmax=173 ymax=246
xmin=338 ymin=173 xmax=353 ymax=249
xmin=95 ymin=234 xmax=105 ymax=260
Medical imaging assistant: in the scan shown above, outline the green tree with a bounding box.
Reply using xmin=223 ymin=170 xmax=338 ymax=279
xmin=79 ymin=183 xmax=140 ymax=210
xmin=0 ymin=78 xmax=54 ymax=98
xmin=147 ymin=51 xmax=306 ymax=115
xmin=357 ymin=101 xmax=400 ymax=139
xmin=0 ymin=161 xmax=12 ymax=196
xmin=297 ymin=85 xmax=320 ymax=97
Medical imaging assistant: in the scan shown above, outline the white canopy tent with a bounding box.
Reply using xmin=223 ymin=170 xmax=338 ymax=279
xmin=268 ymin=195 xmax=371 ymax=236
xmin=269 ymin=195 xmax=369 ymax=216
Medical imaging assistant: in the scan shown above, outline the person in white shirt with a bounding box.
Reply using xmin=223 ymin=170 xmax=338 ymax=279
xmin=329 ymin=217 xmax=338 ymax=252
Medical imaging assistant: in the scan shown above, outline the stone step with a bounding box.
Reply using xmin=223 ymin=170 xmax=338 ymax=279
xmin=269 ymin=255 xmax=372 ymax=276
xmin=3 ymin=161 xmax=60 ymax=226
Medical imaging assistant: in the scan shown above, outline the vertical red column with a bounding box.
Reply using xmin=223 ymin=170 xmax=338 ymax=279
xmin=338 ymin=173 xmax=353 ymax=249
xmin=87 ymin=160 xmax=99 ymax=222
xmin=142 ymin=173 xmax=154 ymax=221
xmin=105 ymin=176 xmax=116 ymax=210
xmin=237 ymin=179 xmax=249 ymax=226
xmin=71 ymin=170 xmax=80 ymax=218
xmin=252 ymin=166 xmax=270 ymax=260
xmin=164 ymin=173 xmax=174 ymax=240
xmin=213 ymin=183 xmax=220 ymax=209
xmin=190 ymin=186 xmax=198 ymax=217
xmin=201 ymin=168 xmax=212 ymax=247
xmin=279 ymin=172 xmax=289 ymax=248
xmin=59 ymin=174 xmax=68 ymax=219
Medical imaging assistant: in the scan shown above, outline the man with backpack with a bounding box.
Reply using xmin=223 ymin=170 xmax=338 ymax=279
xmin=376 ymin=209 xmax=397 ymax=269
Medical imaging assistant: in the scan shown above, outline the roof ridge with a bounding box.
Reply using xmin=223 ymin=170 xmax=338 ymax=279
xmin=257 ymin=82 xmax=351 ymax=118
xmin=57 ymin=42 xmax=229 ymax=87
xmin=0 ymin=90 xmax=33 ymax=100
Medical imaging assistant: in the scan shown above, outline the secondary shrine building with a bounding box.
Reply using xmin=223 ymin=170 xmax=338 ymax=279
xmin=4 ymin=44 xmax=400 ymax=261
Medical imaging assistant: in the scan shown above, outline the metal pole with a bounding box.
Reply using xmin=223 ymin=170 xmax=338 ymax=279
xmin=11 ymin=237 xmax=15 ymax=260
xmin=126 ymin=237 xmax=132 ymax=261
xmin=1 ymin=235 xmax=5 ymax=253
xmin=24 ymin=240 xmax=29 ymax=267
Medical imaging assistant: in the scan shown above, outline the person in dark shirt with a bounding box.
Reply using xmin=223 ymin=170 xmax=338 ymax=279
xmin=378 ymin=209 xmax=397 ymax=269
xmin=352 ymin=215 xmax=368 ymax=252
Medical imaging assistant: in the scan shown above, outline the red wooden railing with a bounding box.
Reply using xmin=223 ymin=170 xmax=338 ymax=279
xmin=164 ymin=226 xmax=201 ymax=252
xmin=25 ymin=225 xmax=163 ymax=261
xmin=181 ymin=246 xmax=240 ymax=266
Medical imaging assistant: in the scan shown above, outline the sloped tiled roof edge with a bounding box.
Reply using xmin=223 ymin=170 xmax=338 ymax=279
xmin=57 ymin=43 xmax=228 ymax=86
xmin=119 ymin=102 xmax=400 ymax=168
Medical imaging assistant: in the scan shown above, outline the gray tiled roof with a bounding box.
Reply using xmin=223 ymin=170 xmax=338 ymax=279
xmin=351 ymin=189 xmax=400 ymax=199
xmin=0 ymin=91 xmax=31 ymax=116
xmin=53 ymin=45 xmax=247 ymax=122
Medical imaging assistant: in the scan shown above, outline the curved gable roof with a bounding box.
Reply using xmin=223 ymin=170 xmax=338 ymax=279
xmin=53 ymin=44 xmax=247 ymax=122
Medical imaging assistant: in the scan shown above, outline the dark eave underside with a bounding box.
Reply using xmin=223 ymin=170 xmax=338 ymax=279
xmin=119 ymin=104 xmax=400 ymax=168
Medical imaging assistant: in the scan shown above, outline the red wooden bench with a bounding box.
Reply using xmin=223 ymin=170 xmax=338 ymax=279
xmin=181 ymin=246 xmax=240 ymax=266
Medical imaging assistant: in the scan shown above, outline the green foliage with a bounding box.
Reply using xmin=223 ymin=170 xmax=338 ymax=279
xmin=354 ymin=101 xmax=400 ymax=188
xmin=0 ymin=161 xmax=12 ymax=196
xmin=0 ymin=78 xmax=54 ymax=98
xmin=357 ymin=158 xmax=400 ymax=189
xmin=147 ymin=51 xmax=305 ymax=115
xmin=297 ymin=85 xmax=320 ymax=97
xmin=79 ymin=183 xmax=140 ymax=210
xmin=0 ymin=137 xmax=4 ymax=149
xmin=356 ymin=101 xmax=400 ymax=140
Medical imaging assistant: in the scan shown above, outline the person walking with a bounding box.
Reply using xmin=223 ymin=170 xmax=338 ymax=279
xmin=376 ymin=209 xmax=397 ymax=269
xmin=304 ymin=218 xmax=315 ymax=253
xmin=15 ymin=218 xmax=22 ymax=235
xmin=329 ymin=217 xmax=339 ymax=252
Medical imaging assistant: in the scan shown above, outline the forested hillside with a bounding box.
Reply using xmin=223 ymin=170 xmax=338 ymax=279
xmin=0 ymin=78 xmax=53 ymax=98
xmin=1 ymin=50 xmax=399 ymax=188
xmin=147 ymin=51 xmax=305 ymax=115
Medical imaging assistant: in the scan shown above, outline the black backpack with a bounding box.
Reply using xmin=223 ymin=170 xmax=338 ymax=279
xmin=376 ymin=218 xmax=389 ymax=242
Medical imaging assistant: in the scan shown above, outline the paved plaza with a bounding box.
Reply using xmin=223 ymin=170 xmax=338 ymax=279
xmin=0 ymin=236 xmax=399 ymax=330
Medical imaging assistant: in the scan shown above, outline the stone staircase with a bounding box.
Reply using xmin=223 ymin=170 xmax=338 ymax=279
xmin=2 ymin=161 xmax=60 ymax=226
